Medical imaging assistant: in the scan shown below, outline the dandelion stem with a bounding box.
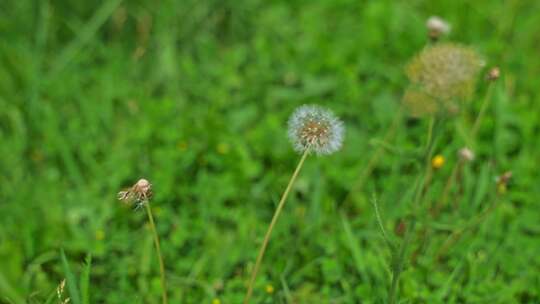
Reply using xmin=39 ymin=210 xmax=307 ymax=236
xmin=145 ymin=202 xmax=168 ymax=304
xmin=388 ymin=116 xmax=440 ymax=304
xmin=434 ymin=83 xmax=494 ymax=216
xmin=372 ymin=194 xmax=394 ymax=251
xmin=388 ymin=217 xmax=416 ymax=304
xmin=471 ymin=83 xmax=495 ymax=138
xmin=433 ymin=160 xmax=463 ymax=215
xmin=243 ymin=148 xmax=310 ymax=304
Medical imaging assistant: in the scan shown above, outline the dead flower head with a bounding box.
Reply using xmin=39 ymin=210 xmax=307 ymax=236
xmin=403 ymin=43 xmax=484 ymax=117
xmin=118 ymin=178 xmax=153 ymax=208
xmin=486 ymin=66 xmax=500 ymax=81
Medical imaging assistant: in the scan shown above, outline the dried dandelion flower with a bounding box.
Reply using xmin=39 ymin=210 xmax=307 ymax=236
xmin=288 ymin=105 xmax=344 ymax=155
xmin=458 ymin=147 xmax=475 ymax=162
xmin=486 ymin=66 xmax=500 ymax=81
xmin=426 ymin=16 xmax=451 ymax=40
xmin=432 ymin=155 xmax=445 ymax=169
xmin=404 ymin=43 xmax=484 ymax=117
xmin=118 ymin=178 xmax=153 ymax=208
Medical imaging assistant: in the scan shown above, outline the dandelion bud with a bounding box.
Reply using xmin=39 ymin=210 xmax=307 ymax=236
xmin=458 ymin=147 xmax=475 ymax=162
xmin=486 ymin=66 xmax=500 ymax=81
xmin=426 ymin=16 xmax=451 ymax=41
xmin=288 ymin=105 xmax=344 ymax=155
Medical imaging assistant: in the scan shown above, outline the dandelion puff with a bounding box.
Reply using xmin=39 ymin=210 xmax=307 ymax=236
xmin=287 ymin=105 xmax=344 ymax=155
xmin=404 ymin=43 xmax=484 ymax=117
xmin=244 ymin=105 xmax=344 ymax=303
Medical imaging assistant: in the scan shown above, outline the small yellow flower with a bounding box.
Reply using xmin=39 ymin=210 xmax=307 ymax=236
xmin=432 ymin=155 xmax=445 ymax=169
xmin=265 ymin=284 xmax=274 ymax=294
xmin=212 ymin=299 xmax=221 ymax=304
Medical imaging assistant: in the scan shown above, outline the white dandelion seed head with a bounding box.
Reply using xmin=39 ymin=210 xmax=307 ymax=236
xmin=287 ymin=104 xmax=344 ymax=155
xmin=427 ymin=16 xmax=451 ymax=35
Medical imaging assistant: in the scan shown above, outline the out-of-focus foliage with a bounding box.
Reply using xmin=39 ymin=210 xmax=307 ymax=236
xmin=0 ymin=0 xmax=539 ymax=303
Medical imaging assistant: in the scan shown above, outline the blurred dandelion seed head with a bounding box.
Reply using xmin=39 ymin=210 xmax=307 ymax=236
xmin=404 ymin=43 xmax=484 ymax=117
xmin=288 ymin=105 xmax=344 ymax=155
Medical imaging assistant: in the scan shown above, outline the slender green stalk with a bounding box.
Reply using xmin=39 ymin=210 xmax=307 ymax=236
xmin=434 ymin=82 xmax=495 ymax=215
xmin=387 ymin=116 xmax=440 ymax=304
xmin=433 ymin=160 xmax=462 ymax=215
xmin=471 ymin=83 xmax=495 ymax=138
xmin=372 ymin=195 xmax=394 ymax=251
xmin=388 ymin=218 xmax=416 ymax=304
xmin=145 ymin=202 xmax=168 ymax=304
xmin=243 ymin=149 xmax=310 ymax=304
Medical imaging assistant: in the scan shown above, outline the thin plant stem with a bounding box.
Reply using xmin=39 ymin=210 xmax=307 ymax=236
xmin=419 ymin=116 xmax=439 ymax=199
xmin=471 ymin=83 xmax=495 ymax=138
xmin=388 ymin=116 xmax=440 ymax=304
xmin=434 ymin=83 xmax=495 ymax=216
xmin=243 ymin=148 xmax=310 ymax=304
xmin=145 ymin=202 xmax=168 ymax=304
xmin=372 ymin=194 xmax=394 ymax=251
xmin=432 ymin=160 xmax=462 ymax=215
xmin=388 ymin=217 xmax=416 ymax=304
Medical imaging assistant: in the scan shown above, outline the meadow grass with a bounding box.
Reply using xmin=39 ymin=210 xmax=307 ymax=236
xmin=1 ymin=1 xmax=540 ymax=303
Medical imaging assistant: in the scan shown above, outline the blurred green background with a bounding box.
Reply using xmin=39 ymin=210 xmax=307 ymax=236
xmin=1 ymin=0 xmax=539 ymax=303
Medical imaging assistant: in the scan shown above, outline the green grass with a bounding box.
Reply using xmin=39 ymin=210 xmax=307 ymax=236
xmin=1 ymin=0 xmax=540 ymax=303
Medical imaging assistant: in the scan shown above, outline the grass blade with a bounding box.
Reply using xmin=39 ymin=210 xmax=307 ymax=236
xmin=0 ymin=272 xmax=25 ymax=304
xmin=80 ymin=254 xmax=92 ymax=304
xmin=60 ymin=249 xmax=81 ymax=304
